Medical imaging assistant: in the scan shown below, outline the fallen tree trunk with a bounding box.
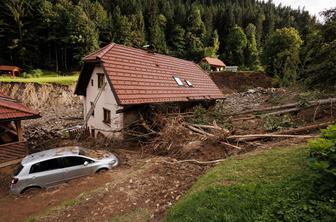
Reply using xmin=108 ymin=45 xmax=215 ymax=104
xmin=162 ymin=158 xmax=227 ymax=165
xmin=189 ymin=123 xmax=230 ymax=134
xmin=226 ymin=97 xmax=336 ymax=116
xmin=220 ymin=141 xmax=242 ymax=150
xmin=185 ymin=125 xmax=215 ymax=137
xmin=228 ymin=134 xmax=318 ymax=142
xmin=276 ymin=122 xmax=334 ymax=135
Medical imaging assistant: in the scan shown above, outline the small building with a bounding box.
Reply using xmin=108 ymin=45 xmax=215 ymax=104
xmin=75 ymin=43 xmax=224 ymax=138
xmin=202 ymin=57 xmax=226 ymax=72
xmin=0 ymin=92 xmax=40 ymax=164
xmin=0 ymin=65 xmax=22 ymax=77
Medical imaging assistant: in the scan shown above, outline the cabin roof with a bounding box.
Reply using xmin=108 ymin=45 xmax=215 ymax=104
xmin=0 ymin=92 xmax=40 ymax=121
xmin=203 ymin=57 xmax=226 ymax=67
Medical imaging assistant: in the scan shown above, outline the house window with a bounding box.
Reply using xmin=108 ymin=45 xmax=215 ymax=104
xmin=90 ymin=102 xmax=94 ymax=116
xmin=91 ymin=79 xmax=94 ymax=86
xmin=173 ymin=76 xmax=184 ymax=86
xmin=97 ymin=73 xmax=104 ymax=88
xmin=103 ymin=108 xmax=111 ymax=124
xmin=186 ymin=80 xmax=193 ymax=87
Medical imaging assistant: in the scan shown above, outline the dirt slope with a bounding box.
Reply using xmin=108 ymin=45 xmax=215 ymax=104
xmin=210 ymin=71 xmax=273 ymax=94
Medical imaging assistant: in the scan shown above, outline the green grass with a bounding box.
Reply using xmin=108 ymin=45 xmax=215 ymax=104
xmin=165 ymin=146 xmax=336 ymax=222
xmin=0 ymin=70 xmax=79 ymax=85
xmin=109 ymin=208 xmax=150 ymax=222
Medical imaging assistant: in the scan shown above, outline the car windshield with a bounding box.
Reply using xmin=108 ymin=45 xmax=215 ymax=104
xmin=13 ymin=164 xmax=23 ymax=176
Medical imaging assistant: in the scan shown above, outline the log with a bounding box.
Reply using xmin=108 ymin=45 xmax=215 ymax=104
xmin=275 ymin=122 xmax=334 ymax=135
xmin=226 ymin=97 xmax=336 ymax=116
xmin=189 ymin=123 xmax=229 ymax=133
xmin=162 ymin=158 xmax=227 ymax=165
xmin=185 ymin=125 xmax=215 ymax=137
xmin=227 ymin=134 xmax=317 ymax=142
xmin=220 ymin=141 xmax=242 ymax=150
xmin=262 ymin=107 xmax=302 ymax=116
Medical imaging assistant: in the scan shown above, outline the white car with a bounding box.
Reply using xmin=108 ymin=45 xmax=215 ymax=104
xmin=11 ymin=146 xmax=118 ymax=194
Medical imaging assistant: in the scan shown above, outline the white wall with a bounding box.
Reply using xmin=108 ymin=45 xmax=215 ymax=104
xmin=84 ymin=65 xmax=123 ymax=138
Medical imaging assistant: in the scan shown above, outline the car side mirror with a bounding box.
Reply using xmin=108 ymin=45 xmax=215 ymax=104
xmin=84 ymin=161 xmax=89 ymax=166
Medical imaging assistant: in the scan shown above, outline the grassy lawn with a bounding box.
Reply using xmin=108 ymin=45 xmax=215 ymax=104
xmin=165 ymin=146 xmax=336 ymax=222
xmin=0 ymin=70 xmax=79 ymax=85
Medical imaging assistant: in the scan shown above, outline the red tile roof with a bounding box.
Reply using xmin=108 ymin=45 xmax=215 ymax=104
xmin=0 ymin=92 xmax=40 ymax=121
xmin=0 ymin=65 xmax=22 ymax=71
xmin=203 ymin=57 xmax=226 ymax=67
xmin=77 ymin=43 xmax=224 ymax=105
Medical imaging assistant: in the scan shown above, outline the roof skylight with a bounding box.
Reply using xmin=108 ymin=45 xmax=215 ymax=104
xmin=186 ymin=80 xmax=193 ymax=87
xmin=173 ymin=76 xmax=184 ymax=86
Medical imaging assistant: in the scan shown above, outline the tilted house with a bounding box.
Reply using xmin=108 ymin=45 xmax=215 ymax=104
xmin=75 ymin=43 xmax=224 ymax=138
xmin=0 ymin=92 xmax=40 ymax=164
xmin=202 ymin=57 xmax=226 ymax=72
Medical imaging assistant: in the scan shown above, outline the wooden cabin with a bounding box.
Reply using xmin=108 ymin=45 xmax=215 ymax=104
xmin=0 ymin=65 xmax=22 ymax=77
xmin=0 ymin=92 xmax=40 ymax=164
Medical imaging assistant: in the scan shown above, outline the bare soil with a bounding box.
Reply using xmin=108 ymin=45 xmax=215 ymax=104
xmin=210 ymin=71 xmax=273 ymax=94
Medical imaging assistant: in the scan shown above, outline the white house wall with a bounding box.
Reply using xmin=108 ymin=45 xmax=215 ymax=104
xmin=84 ymin=65 xmax=123 ymax=138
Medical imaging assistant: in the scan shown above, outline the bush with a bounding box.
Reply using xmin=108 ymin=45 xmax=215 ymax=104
xmin=30 ymin=69 xmax=43 ymax=78
xmin=308 ymin=124 xmax=336 ymax=191
xmin=263 ymin=114 xmax=294 ymax=132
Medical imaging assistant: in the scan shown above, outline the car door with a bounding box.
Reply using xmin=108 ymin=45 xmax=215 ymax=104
xmin=61 ymin=156 xmax=95 ymax=181
xmin=29 ymin=158 xmax=65 ymax=188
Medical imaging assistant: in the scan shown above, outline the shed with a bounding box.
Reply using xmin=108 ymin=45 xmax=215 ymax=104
xmin=202 ymin=57 xmax=226 ymax=72
xmin=0 ymin=65 xmax=22 ymax=77
xmin=0 ymin=92 xmax=40 ymax=164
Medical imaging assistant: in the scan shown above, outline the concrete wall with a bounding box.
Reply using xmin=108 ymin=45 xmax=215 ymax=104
xmin=84 ymin=65 xmax=123 ymax=138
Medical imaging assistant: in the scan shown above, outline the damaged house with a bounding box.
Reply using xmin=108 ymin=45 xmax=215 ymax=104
xmin=0 ymin=92 xmax=40 ymax=164
xmin=75 ymin=43 xmax=224 ymax=138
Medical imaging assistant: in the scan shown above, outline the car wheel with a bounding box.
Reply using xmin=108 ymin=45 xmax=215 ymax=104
xmin=21 ymin=186 xmax=42 ymax=194
xmin=96 ymin=168 xmax=108 ymax=173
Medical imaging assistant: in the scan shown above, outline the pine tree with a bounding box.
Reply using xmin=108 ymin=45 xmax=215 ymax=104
xmin=225 ymin=25 xmax=247 ymax=66
xmin=169 ymin=25 xmax=186 ymax=57
xmin=113 ymin=6 xmax=132 ymax=46
xmin=245 ymin=23 xmax=259 ymax=69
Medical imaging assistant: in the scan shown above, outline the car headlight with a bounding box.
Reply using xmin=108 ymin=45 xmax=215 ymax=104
xmin=109 ymin=160 xmax=116 ymax=165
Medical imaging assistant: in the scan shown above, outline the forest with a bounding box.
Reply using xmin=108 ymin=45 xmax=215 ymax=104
xmin=0 ymin=0 xmax=335 ymax=88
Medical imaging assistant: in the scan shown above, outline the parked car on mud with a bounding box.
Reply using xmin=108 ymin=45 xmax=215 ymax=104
xmin=10 ymin=146 xmax=118 ymax=194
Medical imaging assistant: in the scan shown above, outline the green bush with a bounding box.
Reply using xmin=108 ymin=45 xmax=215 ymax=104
xmin=263 ymin=114 xmax=294 ymax=132
xmin=30 ymin=69 xmax=43 ymax=78
xmin=308 ymin=124 xmax=336 ymax=191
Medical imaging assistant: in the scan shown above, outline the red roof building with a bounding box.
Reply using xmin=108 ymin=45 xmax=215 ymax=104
xmin=0 ymin=92 xmax=40 ymax=164
xmin=75 ymin=43 xmax=224 ymax=138
xmin=202 ymin=57 xmax=226 ymax=72
xmin=0 ymin=93 xmax=40 ymax=121
xmin=0 ymin=65 xmax=22 ymax=77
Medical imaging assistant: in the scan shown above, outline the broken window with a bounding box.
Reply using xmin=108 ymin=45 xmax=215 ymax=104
xmin=103 ymin=108 xmax=111 ymax=124
xmin=186 ymin=80 xmax=193 ymax=87
xmin=97 ymin=73 xmax=104 ymax=88
xmin=173 ymin=76 xmax=184 ymax=86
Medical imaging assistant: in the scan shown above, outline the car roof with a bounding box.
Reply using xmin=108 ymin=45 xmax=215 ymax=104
xmin=21 ymin=146 xmax=81 ymax=165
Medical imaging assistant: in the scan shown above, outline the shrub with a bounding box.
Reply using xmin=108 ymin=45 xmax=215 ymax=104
xmin=30 ymin=69 xmax=43 ymax=78
xmin=308 ymin=124 xmax=336 ymax=191
xmin=263 ymin=114 xmax=294 ymax=132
